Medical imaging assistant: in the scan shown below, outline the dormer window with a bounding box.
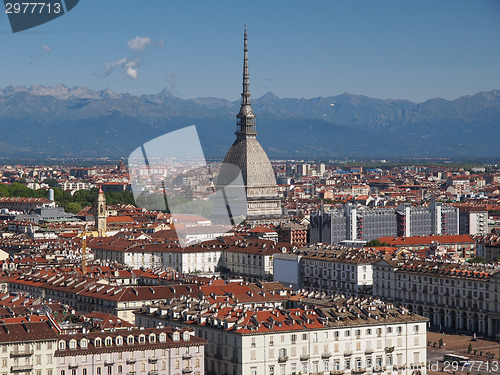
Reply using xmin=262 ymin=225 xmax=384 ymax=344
xmin=94 ymin=338 xmax=102 ymax=347
xmin=139 ymin=335 xmax=145 ymax=344
xmin=58 ymin=340 xmax=66 ymax=350
xmin=69 ymin=340 xmax=77 ymax=350
xmin=127 ymin=336 xmax=134 ymax=345
xmin=159 ymin=333 xmax=166 ymax=343
xmin=149 ymin=334 xmax=156 ymax=343
xmin=172 ymin=332 xmax=180 ymax=342
xmin=81 ymin=339 xmax=88 ymax=349
xmin=116 ymin=337 xmax=123 ymax=346
xmin=183 ymin=332 xmax=190 ymax=341
xmin=105 ymin=338 xmax=112 ymax=347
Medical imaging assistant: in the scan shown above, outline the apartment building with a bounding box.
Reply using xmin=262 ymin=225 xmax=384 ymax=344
xmin=135 ymin=295 xmax=427 ymax=375
xmin=310 ymin=201 xmax=459 ymax=244
xmin=459 ymin=206 xmax=488 ymax=236
xmin=55 ymin=327 xmax=205 ymax=375
xmin=0 ymin=321 xmax=58 ymax=375
xmin=372 ymin=258 xmax=500 ymax=337
xmin=90 ymin=235 xmax=289 ymax=280
xmin=273 ymin=245 xmax=379 ymax=295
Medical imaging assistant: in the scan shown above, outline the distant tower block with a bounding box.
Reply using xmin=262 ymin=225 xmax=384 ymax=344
xmin=217 ymin=28 xmax=282 ymax=223
xmin=96 ymin=185 xmax=107 ymax=237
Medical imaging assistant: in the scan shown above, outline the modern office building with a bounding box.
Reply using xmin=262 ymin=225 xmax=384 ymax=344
xmin=310 ymin=200 xmax=459 ymax=244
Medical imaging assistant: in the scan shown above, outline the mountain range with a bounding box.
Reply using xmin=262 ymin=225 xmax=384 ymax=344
xmin=0 ymin=84 xmax=499 ymax=160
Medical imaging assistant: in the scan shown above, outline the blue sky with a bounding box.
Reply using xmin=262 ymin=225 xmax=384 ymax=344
xmin=1 ymin=0 xmax=499 ymax=102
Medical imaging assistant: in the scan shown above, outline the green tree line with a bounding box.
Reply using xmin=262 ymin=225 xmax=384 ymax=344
xmin=0 ymin=183 xmax=135 ymax=214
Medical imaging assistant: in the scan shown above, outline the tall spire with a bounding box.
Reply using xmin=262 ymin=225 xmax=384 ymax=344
xmin=236 ymin=26 xmax=256 ymax=140
xmin=242 ymin=27 xmax=250 ymax=106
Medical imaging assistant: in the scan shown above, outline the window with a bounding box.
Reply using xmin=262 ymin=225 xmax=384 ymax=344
xmin=118 ymin=366 xmax=122 ymax=374
xmin=61 ymin=371 xmax=65 ymax=375
xmin=291 ymin=334 xmax=297 ymax=343
xmin=302 ymin=333 xmax=307 ymax=340
xmin=345 ymin=330 xmax=350 ymax=337
xmin=97 ymin=368 xmax=101 ymax=375
xmin=251 ymin=338 xmax=256 ymax=348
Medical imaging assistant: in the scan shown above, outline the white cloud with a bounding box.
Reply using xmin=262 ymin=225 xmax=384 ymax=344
xmin=100 ymin=36 xmax=163 ymax=81
xmin=127 ymin=36 xmax=151 ymax=51
xmin=103 ymin=57 xmax=127 ymax=77
xmin=125 ymin=61 xmax=138 ymax=79
xmin=42 ymin=44 xmax=51 ymax=53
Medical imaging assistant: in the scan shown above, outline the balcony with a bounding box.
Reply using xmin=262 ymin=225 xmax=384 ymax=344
xmin=278 ymin=355 xmax=288 ymax=363
xmin=148 ymin=358 xmax=158 ymax=364
xmin=182 ymin=353 xmax=192 ymax=360
xmin=322 ymin=352 xmax=332 ymax=359
xmin=330 ymin=371 xmax=345 ymax=375
xmin=126 ymin=359 xmax=137 ymax=364
xmin=373 ymin=366 xmax=385 ymax=372
xmin=343 ymin=350 xmax=352 ymax=356
xmin=11 ymin=365 xmax=34 ymax=372
xmin=300 ymin=354 xmax=310 ymax=361
xmin=352 ymin=368 xmax=367 ymax=373
xmin=182 ymin=369 xmax=193 ymax=374
xmin=68 ymin=364 xmax=79 ymax=370
xmin=127 ymin=372 xmax=137 ymax=375
xmin=104 ymin=361 xmax=114 ymax=366
xmin=148 ymin=371 xmax=159 ymax=375
xmin=10 ymin=349 xmax=34 ymax=357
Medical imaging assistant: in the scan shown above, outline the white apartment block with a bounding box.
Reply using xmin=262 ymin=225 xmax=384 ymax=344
xmin=0 ymin=321 xmax=58 ymax=375
xmin=274 ymin=246 xmax=378 ymax=295
xmin=373 ymin=258 xmax=500 ymax=337
xmin=54 ymin=327 xmax=205 ymax=375
xmin=90 ymin=236 xmax=288 ymax=280
xmin=135 ymin=295 xmax=427 ymax=375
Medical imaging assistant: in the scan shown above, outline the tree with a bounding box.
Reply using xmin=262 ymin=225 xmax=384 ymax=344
xmin=366 ymin=239 xmax=388 ymax=247
xmin=65 ymin=202 xmax=82 ymax=215
xmin=43 ymin=178 xmax=58 ymax=187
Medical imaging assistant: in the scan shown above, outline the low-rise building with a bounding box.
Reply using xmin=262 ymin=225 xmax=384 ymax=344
xmin=0 ymin=321 xmax=58 ymax=375
xmin=274 ymin=245 xmax=379 ymax=295
xmin=372 ymin=258 xmax=500 ymax=337
xmin=55 ymin=326 xmax=205 ymax=375
xmin=136 ymin=295 xmax=427 ymax=375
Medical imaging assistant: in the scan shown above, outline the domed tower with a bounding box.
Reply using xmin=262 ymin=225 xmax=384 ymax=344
xmin=217 ymin=28 xmax=282 ymax=222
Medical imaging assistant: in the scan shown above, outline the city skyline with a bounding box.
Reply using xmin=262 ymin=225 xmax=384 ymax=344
xmin=0 ymin=0 xmax=499 ymax=102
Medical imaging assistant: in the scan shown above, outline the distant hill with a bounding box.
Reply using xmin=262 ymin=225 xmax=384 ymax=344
xmin=0 ymin=85 xmax=499 ymax=159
